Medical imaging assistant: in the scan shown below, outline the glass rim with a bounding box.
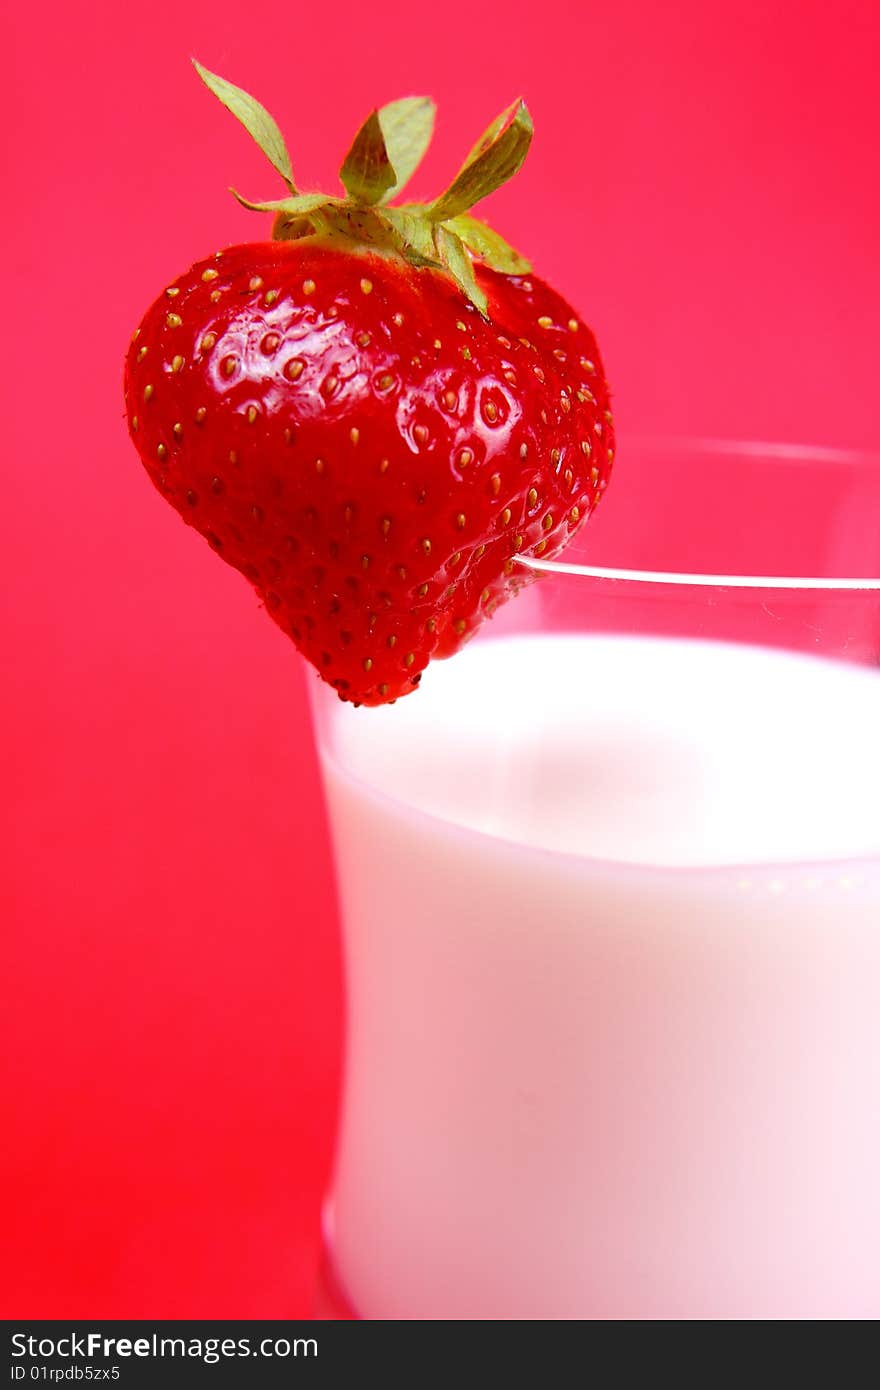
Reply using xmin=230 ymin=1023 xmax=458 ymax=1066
xmin=517 ymin=436 xmax=880 ymax=591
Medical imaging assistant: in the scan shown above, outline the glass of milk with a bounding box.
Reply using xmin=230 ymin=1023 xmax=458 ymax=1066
xmin=310 ymin=440 xmax=880 ymax=1319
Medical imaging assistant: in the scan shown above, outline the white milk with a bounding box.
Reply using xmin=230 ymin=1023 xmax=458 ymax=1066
xmin=316 ymin=635 xmax=880 ymax=1319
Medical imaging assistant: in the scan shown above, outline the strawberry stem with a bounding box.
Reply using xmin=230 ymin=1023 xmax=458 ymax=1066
xmin=193 ymin=60 xmax=534 ymax=313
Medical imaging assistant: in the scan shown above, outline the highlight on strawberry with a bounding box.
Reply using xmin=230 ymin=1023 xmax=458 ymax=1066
xmin=124 ymin=62 xmax=615 ymax=706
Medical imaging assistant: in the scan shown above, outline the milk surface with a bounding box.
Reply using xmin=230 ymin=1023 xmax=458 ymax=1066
xmin=317 ymin=634 xmax=880 ymax=1318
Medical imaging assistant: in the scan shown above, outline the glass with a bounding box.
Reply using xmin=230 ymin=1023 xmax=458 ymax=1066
xmin=309 ymin=440 xmax=880 ymax=1319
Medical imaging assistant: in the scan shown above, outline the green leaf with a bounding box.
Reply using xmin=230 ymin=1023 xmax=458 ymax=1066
xmin=193 ymin=60 xmax=296 ymax=192
xmin=436 ymin=226 xmax=488 ymax=316
xmin=429 ymin=99 xmax=533 ymax=222
xmin=377 ymin=97 xmax=436 ymax=201
xmin=230 ymin=190 xmax=332 ymax=216
xmin=445 ymin=214 xmax=531 ymax=274
xmin=339 ymin=110 xmax=397 ymax=206
xmin=383 ymin=206 xmax=439 ymax=263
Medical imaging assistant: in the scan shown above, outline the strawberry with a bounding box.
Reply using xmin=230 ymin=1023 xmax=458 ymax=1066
xmin=124 ymin=63 xmax=615 ymax=706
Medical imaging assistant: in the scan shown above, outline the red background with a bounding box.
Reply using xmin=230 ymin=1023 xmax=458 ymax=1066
xmin=3 ymin=0 xmax=879 ymax=1316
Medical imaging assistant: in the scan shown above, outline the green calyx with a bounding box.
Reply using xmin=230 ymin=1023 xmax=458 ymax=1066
xmin=193 ymin=60 xmax=533 ymax=315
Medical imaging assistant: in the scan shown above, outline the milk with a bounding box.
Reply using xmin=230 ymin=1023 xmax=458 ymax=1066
xmin=315 ymin=634 xmax=880 ymax=1319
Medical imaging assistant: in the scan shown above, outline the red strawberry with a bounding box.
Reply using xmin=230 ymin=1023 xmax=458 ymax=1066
xmin=124 ymin=64 xmax=615 ymax=706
